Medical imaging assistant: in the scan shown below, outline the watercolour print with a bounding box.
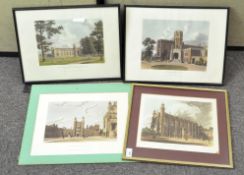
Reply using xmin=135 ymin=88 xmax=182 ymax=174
xmin=30 ymin=91 xmax=128 ymax=157
xmin=35 ymin=19 xmax=104 ymax=66
xmin=44 ymin=101 xmax=117 ymax=143
xmin=136 ymin=94 xmax=219 ymax=153
xmin=141 ymin=20 xmax=209 ymax=71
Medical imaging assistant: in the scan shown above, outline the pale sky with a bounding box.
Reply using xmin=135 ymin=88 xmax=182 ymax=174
xmin=142 ymin=20 xmax=209 ymax=47
xmin=39 ymin=18 xmax=101 ymax=48
xmin=46 ymin=101 xmax=110 ymax=129
xmin=140 ymin=96 xmax=213 ymax=129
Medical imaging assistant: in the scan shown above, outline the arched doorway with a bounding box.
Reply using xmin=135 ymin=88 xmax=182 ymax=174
xmin=173 ymin=52 xmax=179 ymax=59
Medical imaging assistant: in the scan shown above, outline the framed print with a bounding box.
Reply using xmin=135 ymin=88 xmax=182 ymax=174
xmin=123 ymin=84 xmax=233 ymax=168
xmin=13 ymin=5 xmax=121 ymax=83
xmin=19 ymin=83 xmax=131 ymax=164
xmin=124 ymin=6 xmax=229 ymax=84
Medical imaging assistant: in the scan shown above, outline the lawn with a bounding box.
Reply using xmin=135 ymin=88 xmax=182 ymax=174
xmin=39 ymin=56 xmax=104 ymax=66
xmin=151 ymin=65 xmax=188 ymax=70
xmin=44 ymin=136 xmax=115 ymax=143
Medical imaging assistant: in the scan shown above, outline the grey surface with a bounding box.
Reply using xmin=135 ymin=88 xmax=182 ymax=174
xmin=0 ymin=51 xmax=244 ymax=175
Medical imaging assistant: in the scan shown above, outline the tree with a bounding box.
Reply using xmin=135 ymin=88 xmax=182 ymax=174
xmin=35 ymin=20 xmax=63 ymax=61
xmin=80 ymin=37 xmax=96 ymax=55
xmin=142 ymin=37 xmax=156 ymax=60
xmin=199 ymin=57 xmax=204 ymax=65
xmin=90 ymin=20 xmax=104 ymax=59
xmin=141 ymin=127 xmax=156 ymax=137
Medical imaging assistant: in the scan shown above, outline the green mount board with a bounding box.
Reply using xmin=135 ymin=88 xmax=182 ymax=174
xmin=19 ymin=83 xmax=131 ymax=165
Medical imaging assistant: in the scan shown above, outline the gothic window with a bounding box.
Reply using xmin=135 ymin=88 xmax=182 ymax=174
xmin=111 ymin=123 xmax=116 ymax=131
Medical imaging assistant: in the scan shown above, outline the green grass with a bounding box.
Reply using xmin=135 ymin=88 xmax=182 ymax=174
xmin=39 ymin=56 xmax=104 ymax=66
xmin=151 ymin=65 xmax=188 ymax=70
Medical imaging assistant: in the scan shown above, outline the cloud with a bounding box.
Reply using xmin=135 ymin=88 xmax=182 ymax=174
xmin=163 ymin=101 xmax=212 ymax=128
xmin=193 ymin=32 xmax=208 ymax=42
xmin=84 ymin=103 xmax=98 ymax=114
xmin=46 ymin=101 xmax=109 ymax=128
xmin=183 ymin=24 xmax=190 ymax=34
xmin=83 ymin=19 xmax=96 ymax=31
xmin=49 ymin=26 xmax=81 ymax=48
xmin=72 ymin=18 xmax=86 ymax=23
xmin=162 ymin=27 xmax=173 ymax=40
xmin=185 ymin=32 xmax=208 ymax=46
xmin=193 ymin=32 xmax=208 ymax=44
xmin=166 ymin=102 xmax=201 ymax=121
xmin=45 ymin=19 xmax=100 ymax=48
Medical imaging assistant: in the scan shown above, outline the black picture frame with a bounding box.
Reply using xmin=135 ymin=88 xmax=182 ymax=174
xmin=13 ymin=4 xmax=122 ymax=84
xmin=123 ymin=5 xmax=229 ymax=86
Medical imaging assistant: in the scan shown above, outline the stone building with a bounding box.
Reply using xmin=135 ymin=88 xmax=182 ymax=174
xmin=45 ymin=124 xmax=74 ymax=139
xmin=156 ymin=30 xmax=208 ymax=64
xmin=44 ymin=124 xmax=62 ymax=138
xmin=51 ymin=44 xmax=82 ymax=58
xmin=156 ymin=39 xmax=173 ymax=61
xmin=45 ymin=102 xmax=118 ymax=139
xmin=170 ymin=30 xmax=184 ymax=61
xmin=62 ymin=128 xmax=74 ymax=137
xmin=150 ymin=104 xmax=212 ymax=141
xmin=85 ymin=124 xmax=101 ymax=137
xmin=73 ymin=117 xmax=85 ymax=137
xmin=103 ymin=101 xmax=117 ymax=138
xmin=183 ymin=47 xmax=207 ymax=64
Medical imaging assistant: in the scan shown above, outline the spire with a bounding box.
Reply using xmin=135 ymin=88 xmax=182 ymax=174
xmin=161 ymin=103 xmax=165 ymax=109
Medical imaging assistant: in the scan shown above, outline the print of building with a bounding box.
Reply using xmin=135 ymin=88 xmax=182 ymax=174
xmin=156 ymin=30 xmax=208 ymax=64
xmin=51 ymin=44 xmax=82 ymax=58
xmin=44 ymin=101 xmax=117 ymax=139
xmin=148 ymin=104 xmax=213 ymax=141
xmin=85 ymin=124 xmax=101 ymax=137
xmin=103 ymin=102 xmax=117 ymax=138
xmin=73 ymin=117 xmax=85 ymax=137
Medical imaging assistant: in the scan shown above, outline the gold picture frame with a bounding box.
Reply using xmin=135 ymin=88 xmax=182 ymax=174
xmin=123 ymin=84 xmax=233 ymax=168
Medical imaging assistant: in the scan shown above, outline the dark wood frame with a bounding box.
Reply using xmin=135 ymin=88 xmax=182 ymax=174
xmin=123 ymin=5 xmax=230 ymax=86
xmin=12 ymin=4 xmax=122 ymax=84
xmin=123 ymin=84 xmax=233 ymax=168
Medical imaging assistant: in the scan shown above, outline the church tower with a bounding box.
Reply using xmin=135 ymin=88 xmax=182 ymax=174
xmin=103 ymin=101 xmax=117 ymax=138
xmin=170 ymin=30 xmax=184 ymax=62
xmin=174 ymin=30 xmax=183 ymax=49
xmin=73 ymin=117 xmax=85 ymax=137
xmin=159 ymin=103 xmax=165 ymax=136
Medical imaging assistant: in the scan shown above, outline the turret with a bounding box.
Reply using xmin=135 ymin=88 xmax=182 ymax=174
xmin=174 ymin=30 xmax=183 ymax=49
xmin=159 ymin=103 xmax=165 ymax=135
xmin=160 ymin=104 xmax=165 ymax=115
xmin=113 ymin=101 xmax=117 ymax=106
